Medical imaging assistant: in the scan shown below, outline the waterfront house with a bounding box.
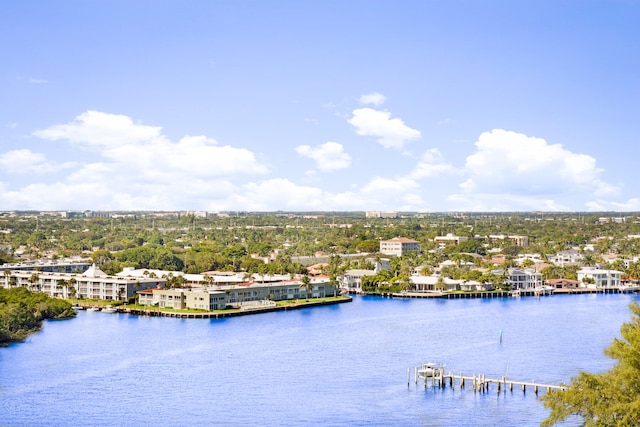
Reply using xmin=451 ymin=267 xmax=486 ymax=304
xmin=577 ymin=267 xmax=623 ymax=289
xmin=490 ymin=268 xmax=542 ymax=290
xmin=409 ymin=275 xmax=467 ymax=292
xmin=338 ymin=269 xmax=376 ymax=293
xmin=545 ymin=278 xmax=582 ymax=290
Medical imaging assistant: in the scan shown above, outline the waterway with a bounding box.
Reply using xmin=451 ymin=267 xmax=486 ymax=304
xmin=0 ymin=293 xmax=636 ymax=426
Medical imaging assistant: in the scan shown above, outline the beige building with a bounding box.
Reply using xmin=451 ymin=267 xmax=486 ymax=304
xmin=433 ymin=233 xmax=468 ymax=249
xmin=138 ymin=288 xmax=227 ymax=311
xmin=138 ymin=277 xmax=335 ymax=311
xmin=380 ymin=237 xmax=420 ymax=256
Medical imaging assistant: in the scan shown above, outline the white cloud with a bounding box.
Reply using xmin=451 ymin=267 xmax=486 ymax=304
xmin=0 ymin=110 xmax=273 ymax=210
xmin=295 ymin=141 xmax=351 ymax=171
xmin=0 ymin=149 xmax=75 ymax=174
xmin=34 ymin=110 xmax=163 ymax=148
xmin=358 ymin=93 xmax=387 ymax=106
xmin=33 ymin=112 xmax=269 ymax=178
xmin=585 ymin=198 xmax=640 ymax=211
xmin=447 ymin=193 xmax=569 ymax=212
xmin=229 ymin=177 xmax=431 ymax=212
xmin=409 ymin=148 xmax=458 ymax=179
xmin=461 ymin=129 xmax=619 ymax=196
xmin=348 ymin=108 xmax=421 ymax=149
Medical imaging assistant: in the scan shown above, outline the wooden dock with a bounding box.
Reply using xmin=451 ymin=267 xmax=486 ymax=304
xmin=408 ymin=367 xmax=566 ymax=395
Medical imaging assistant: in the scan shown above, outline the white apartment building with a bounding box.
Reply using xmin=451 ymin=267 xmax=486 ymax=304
xmin=488 ymin=234 xmax=529 ymax=247
xmin=379 ymin=237 xmax=420 ymax=256
xmin=433 ymin=234 xmax=468 ymax=249
xmin=2 ymin=264 xmax=162 ymax=301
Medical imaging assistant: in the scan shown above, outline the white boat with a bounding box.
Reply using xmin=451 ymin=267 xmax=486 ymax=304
xmin=509 ymin=289 xmax=521 ymax=298
xmin=619 ymin=284 xmax=638 ymax=293
xmin=86 ymin=306 xmax=101 ymax=312
xmin=534 ymin=286 xmax=554 ymax=296
xmin=102 ymin=306 xmax=118 ymax=313
xmin=417 ymin=362 xmax=444 ymax=378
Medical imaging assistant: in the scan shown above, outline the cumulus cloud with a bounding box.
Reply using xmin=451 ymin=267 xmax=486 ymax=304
xmin=348 ymin=108 xmax=421 ymax=149
xmin=34 ymin=110 xmax=162 ymax=148
xmin=358 ymin=92 xmax=387 ymax=106
xmin=585 ymin=198 xmax=640 ymax=211
xmin=34 ymin=111 xmax=269 ymax=178
xmin=295 ymin=141 xmax=351 ymax=171
xmin=461 ymin=129 xmax=619 ymax=195
xmin=228 ymin=177 xmax=431 ymax=212
xmin=444 ymin=129 xmax=622 ymax=211
xmin=0 ymin=110 xmax=273 ymax=210
xmin=447 ymin=192 xmax=569 ymax=212
xmin=0 ymin=149 xmax=75 ymax=174
xmin=409 ymin=148 xmax=458 ymax=180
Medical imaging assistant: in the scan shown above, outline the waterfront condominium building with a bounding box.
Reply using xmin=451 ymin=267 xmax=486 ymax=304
xmin=1 ymin=264 xmax=163 ymax=301
xmin=379 ymin=237 xmax=420 ymax=257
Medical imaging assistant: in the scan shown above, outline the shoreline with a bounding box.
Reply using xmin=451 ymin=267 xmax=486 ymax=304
xmin=86 ymin=296 xmax=353 ymax=319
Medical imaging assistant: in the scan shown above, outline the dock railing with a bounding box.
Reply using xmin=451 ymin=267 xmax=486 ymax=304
xmin=408 ymin=366 xmax=566 ymax=394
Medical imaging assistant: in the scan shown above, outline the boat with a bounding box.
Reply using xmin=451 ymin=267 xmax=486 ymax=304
xmin=102 ymin=306 xmax=118 ymax=313
xmin=534 ymin=285 xmax=554 ymax=296
xmin=417 ymin=362 xmax=444 ymax=378
xmin=86 ymin=306 xmax=101 ymax=312
xmin=509 ymin=289 xmax=521 ymax=298
xmin=619 ymin=284 xmax=638 ymax=293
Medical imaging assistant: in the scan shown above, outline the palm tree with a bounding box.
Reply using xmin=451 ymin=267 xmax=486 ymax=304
xmin=627 ymin=262 xmax=640 ymax=281
xmin=299 ymin=274 xmax=312 ymax=301
xmin=28 ymin=272 xmax=40 ymax=292
xmin=57 ymin=278 xmax=68 ymax=298
xmin=326 ymin=255 xmax=345 ymax=297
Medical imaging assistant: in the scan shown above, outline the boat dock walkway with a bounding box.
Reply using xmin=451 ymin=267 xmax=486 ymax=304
xmin=408 ymin=367 xmax=566 ymax=395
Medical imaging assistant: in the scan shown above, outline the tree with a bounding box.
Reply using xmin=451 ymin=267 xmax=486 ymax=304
xmin=541 ymin=301 xmax=640 ymax=426
xmin=626 ymin=261 xmax=640 ymax=281
xmin=325 ymin=255 xmax=345 ymax=297
xmin=57 ymin=278 xmax=67 ymax=298
xmin=27 ymin=273 xmax=40 ymax=292
xmin=299 ymin=274 xmax=312 ymax=301
xmin=68 ymin=277 xmax=77 ymax=299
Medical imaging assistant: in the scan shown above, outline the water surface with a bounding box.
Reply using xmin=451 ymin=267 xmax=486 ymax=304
xmin=1 ymin=293 xmax=635 ymax=426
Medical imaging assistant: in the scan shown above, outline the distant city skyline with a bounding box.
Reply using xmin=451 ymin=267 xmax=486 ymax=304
xmin=1 ymin=1 xmax=639 ymax=212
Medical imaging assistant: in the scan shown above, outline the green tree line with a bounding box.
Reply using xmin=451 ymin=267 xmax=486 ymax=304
xmin=0 ymin=287 xmax=76 ymax=346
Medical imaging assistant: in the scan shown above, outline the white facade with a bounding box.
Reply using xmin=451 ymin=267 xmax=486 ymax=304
xmin=577 ymin=268 xmax=623 ymax=289
xmin=2 ymin=265 xmax=162 ymax=301
xmin=338 ymin=269 xmax=376 ymax=293
xmin=488 ymin=234 xmax=529 ymax=247
xmin=495 ymin=268 xmax=542 ymax=290
xmin=433 ymin=234 xmax=468 ymax=249
xmin=548 ymin=249 xmax=584 ymax=266
xmin=379 ymin=237 xmax=420 ymax=256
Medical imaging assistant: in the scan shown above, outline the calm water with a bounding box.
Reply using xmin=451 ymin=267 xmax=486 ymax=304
xmin=1 ymin=293 xmax=636 ymax=426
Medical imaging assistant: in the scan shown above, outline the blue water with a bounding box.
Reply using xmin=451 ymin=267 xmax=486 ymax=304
xmin=0 ymin=293 xmax=636 ymax=426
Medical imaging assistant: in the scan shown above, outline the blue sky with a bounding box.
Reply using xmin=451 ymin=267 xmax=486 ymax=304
xmin=1 ymin=0 xmax=639 ymax=212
